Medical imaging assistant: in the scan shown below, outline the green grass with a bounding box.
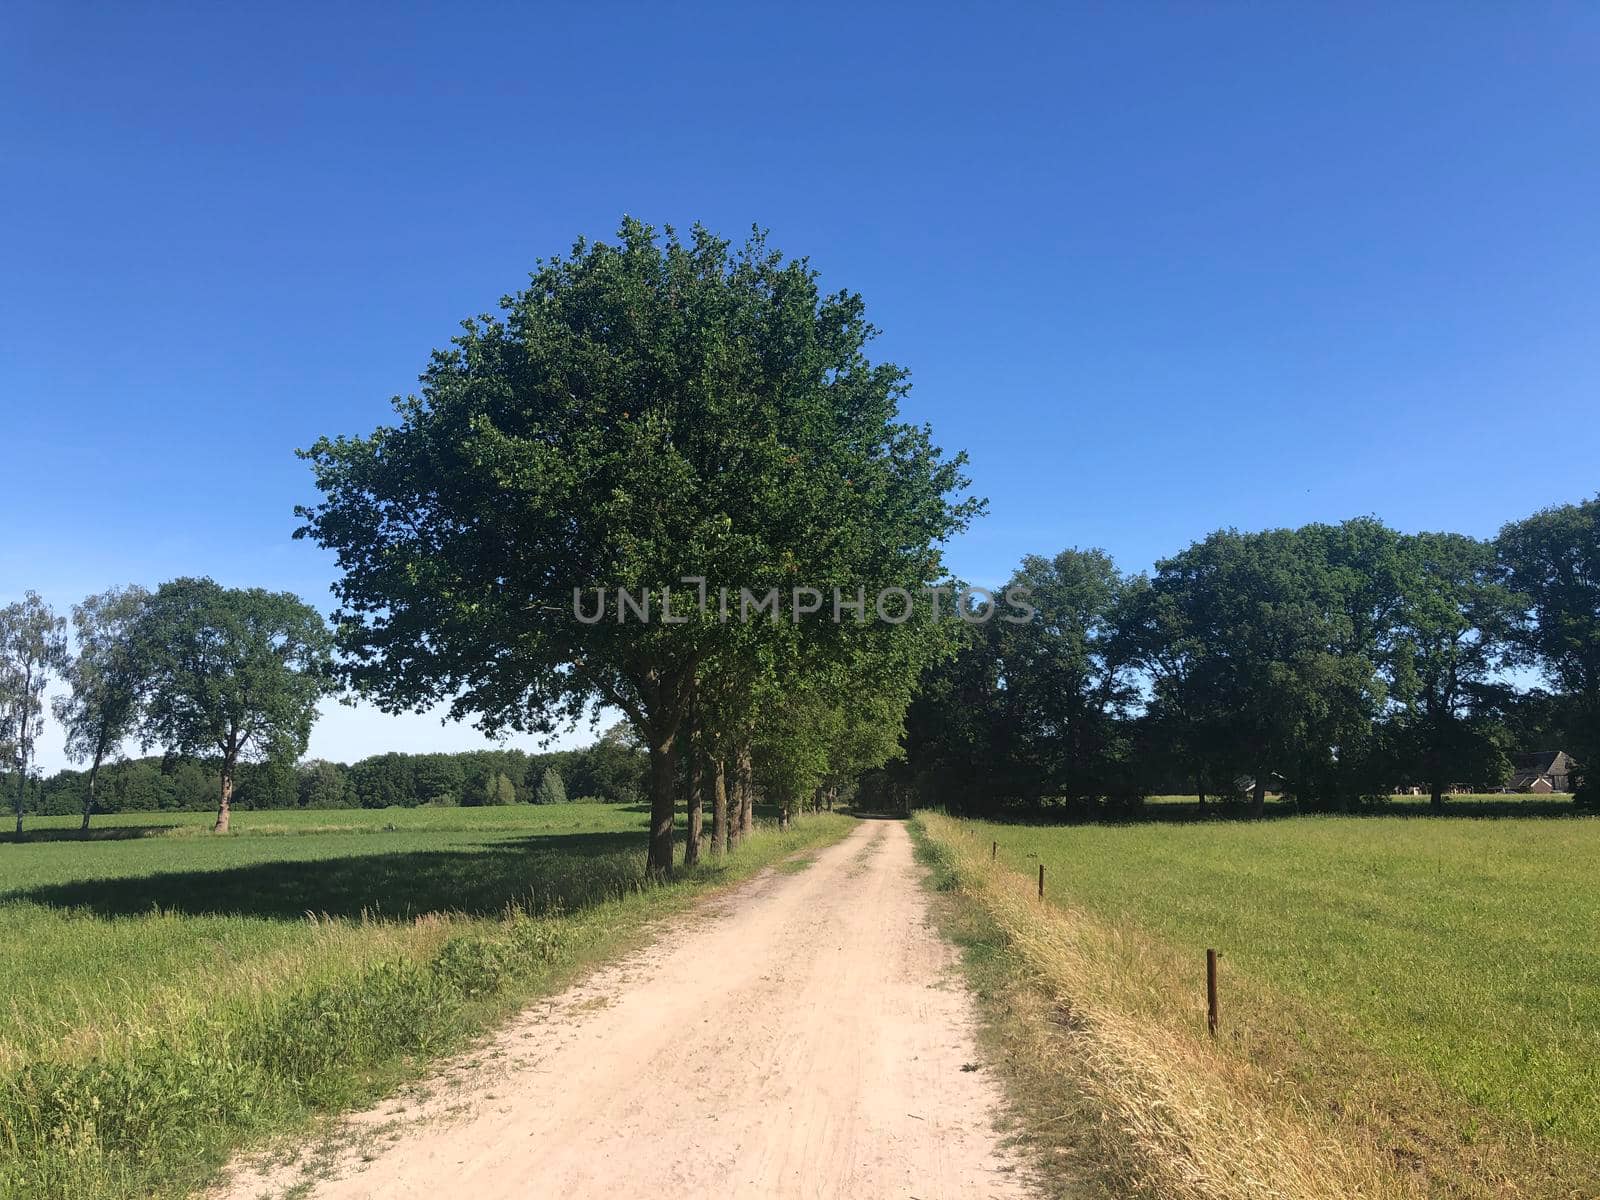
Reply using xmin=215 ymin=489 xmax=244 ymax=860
xmin=0 ymin=803 xmax=854 ymax=1200
xmin=961 ymin=812 xmax=1600 ymax=1152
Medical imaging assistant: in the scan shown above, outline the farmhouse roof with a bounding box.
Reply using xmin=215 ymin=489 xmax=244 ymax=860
xmin=1512 ymin=750 xmax=1568 ymax=775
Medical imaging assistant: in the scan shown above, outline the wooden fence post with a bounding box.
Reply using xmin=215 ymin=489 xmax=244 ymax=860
xmin=1038 ymin=863 xmax=1045 ymax=899
xmin=1206 ymin=949 xmax=1219 ymax=1037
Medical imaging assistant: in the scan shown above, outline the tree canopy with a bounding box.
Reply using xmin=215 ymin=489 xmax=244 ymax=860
xmin=135 ymin=578 xmax=335 ymax=831
xmin=1499 ymin=496 xmax=1600 ymax=802
xmin=52 ymin=585 xmax=150 ymax=830
xmin=299 ymin=218 xmax=978 ymax=868
xmin=900 ymin=509 xmax=1599 ymax=817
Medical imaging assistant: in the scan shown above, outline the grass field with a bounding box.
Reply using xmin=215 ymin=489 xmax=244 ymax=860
xmin=915 ymin=810 xmax=1600 ymax=1200
xmin=0 ymin=803 xmax=853 ymax=1200
xmin=1140 ymin=792 xmax=1584 ymax=818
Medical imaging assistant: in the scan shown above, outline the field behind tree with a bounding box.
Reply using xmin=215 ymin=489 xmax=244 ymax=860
xmin=916 ymin=811 xmax=1600 ymax=1199
xmin=1138 ymin=792 xmax=1585 ymax=818
xmin=0 ymin=803 xmax=853 ymax=1200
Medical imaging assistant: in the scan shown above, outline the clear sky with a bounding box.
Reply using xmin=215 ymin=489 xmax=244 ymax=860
xmin=5 ymin=3 xmax=1598 ymax=771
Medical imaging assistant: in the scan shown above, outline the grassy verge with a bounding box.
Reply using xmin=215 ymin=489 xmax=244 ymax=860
xmin=910 ymin=812 xmax=1599 ymax=1200
xmin=0 ymin=807 xmax=854 ymax=1200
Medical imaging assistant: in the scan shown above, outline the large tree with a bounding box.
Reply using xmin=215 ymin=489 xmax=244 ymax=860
xmin=1386 ymin=533 xmax=1517 ymax=806
xmin=1119 ymin=579 xmax=1237 ymax=807
xmin=994 ymin=549 xmax=1140 ymax=810
xmin=0 ymin=592 xmax=69 ymax=837
xmin=53 ymin=585 xmax=151 ymax=831
xmin=298 ymin=219 xmax=977 ymax=871
xmin=1138 ymin=522 xmax=1395 ymax=816
xmin=898 ymin=551 xmax=1136 ymax=816
xmin=135 ymin=578 xmax=335 ymax=832
xmin=1498 ymin=496 xmax=1600 ymax=801
xmin=1134 ymin=529 xmax=1319 ymax=816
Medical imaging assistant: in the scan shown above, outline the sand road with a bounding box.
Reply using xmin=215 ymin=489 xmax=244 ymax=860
xmin=218 ymin=819 xmax=1031 ymax=1200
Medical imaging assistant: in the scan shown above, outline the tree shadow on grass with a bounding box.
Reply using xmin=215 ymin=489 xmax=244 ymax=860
xmin=11 ymin=830 xmax=657 ymax=922
xmin=8 ymin=824 xmax=185 ymax=843
xmin=615 ymin=800 xmax=791 ymax=821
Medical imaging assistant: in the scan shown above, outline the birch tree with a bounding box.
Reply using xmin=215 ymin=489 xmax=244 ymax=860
xmin=0 ymin=592 xmax=69 ymax=837
xmin=53 ymin=585 xmax=150 ymax=831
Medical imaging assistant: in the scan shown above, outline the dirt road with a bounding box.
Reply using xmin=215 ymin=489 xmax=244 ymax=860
xmin=220 ymin=819 xmax=1031 ymax=1200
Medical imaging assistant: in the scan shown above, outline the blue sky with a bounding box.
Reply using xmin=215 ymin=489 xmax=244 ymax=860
xmin=5 ymin=3 xmax=1598 ymax=771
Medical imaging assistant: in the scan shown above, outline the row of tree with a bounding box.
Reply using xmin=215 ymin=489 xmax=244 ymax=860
xmin=15 ymin=222 xmax=1594 ymax=843
xmin=5 ymin=737 xmax=647 ymax=818
xmin=0 ymin=576 xmax=659 ymax=832
xmin=5 ymin=222 xmax=972 ymax=863
xmin=0 ymin=579 xmax=334 ymax=834
xmin=296 ymin=220 xmax=977 ymax=870
xmin=890 ymin=496 xmax=1600 ymax=816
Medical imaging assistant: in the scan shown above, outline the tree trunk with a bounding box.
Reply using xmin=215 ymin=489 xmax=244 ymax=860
xmin=738 ymin=746 xmax=755 ymax=837
xmin=711 ymin=757 xmax=728 ymax=856
xmin=726 ymin=756 xmax=742 ymax=853
xmin=1430 ymin=781 xmax=1444 ymax=810
xmin=82 ymin=758 xmax=101 ymax=833
xmin=646 ymin=727 xmax=678 ymax=874
xmin=684 ymin=740 xmax=703 ymax=868
xmin=1250 ymin=772 xmax=1267 ymax=820
xmin=13 ymin=663 xmax=30 ymax=839
xmin=215 ymin=761 xmax=234 ymax=833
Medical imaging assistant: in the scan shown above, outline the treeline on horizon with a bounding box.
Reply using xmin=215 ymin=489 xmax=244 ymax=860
xmin=878 ymin=494 xmax=1600 ymax=818
xmin=3 ymin=735 xmax=648 ymax=817
xmin=10 ymin=221 xmax=1599 ymax=848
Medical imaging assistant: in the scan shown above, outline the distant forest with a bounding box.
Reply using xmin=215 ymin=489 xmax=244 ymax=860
xmin=6 ymin=735 xmax=647 ymax=817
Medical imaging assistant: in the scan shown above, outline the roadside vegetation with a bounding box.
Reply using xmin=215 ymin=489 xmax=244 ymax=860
xmin=0 ymin=804 xmax=853 ymax=1200
xmin=914 ymin=811 xmax=1600 ymax=1199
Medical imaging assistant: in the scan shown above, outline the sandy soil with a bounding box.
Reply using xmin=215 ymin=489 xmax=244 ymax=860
xmin=216 ymin=819 xmax=1032 ymax=1200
